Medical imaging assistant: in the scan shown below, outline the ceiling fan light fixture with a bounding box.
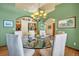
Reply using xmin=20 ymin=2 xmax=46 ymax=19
xmin=39 ymin=14 xmax=42 ymax=16
xmin=34 ymin=12 xmax=39 ymax=15
xmin=31 ymin=4 xmax=47 ymax=20
xmin=43 ymin=13 xmax=47 ymax=16
xmin=40 ymin=10 xmax=44 ymax=14
xmin=31 ymin=15 xmax=35 ymax=19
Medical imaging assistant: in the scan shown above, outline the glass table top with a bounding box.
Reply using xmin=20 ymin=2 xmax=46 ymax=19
xmin=23 ymin=36 xmax=54 ymax=49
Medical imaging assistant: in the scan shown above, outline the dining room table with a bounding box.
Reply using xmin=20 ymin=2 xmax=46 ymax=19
xmin=23 ymin=35 xmax=54 ymax=56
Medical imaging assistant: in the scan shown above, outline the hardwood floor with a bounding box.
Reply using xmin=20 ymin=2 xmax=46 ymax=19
xmin=0 ymin=46 xmax=79 ymax=56
xmin=64 ymin=46 xmax=79 ymax=56
xmin=0 ymin=46 xmax=8 ymax=56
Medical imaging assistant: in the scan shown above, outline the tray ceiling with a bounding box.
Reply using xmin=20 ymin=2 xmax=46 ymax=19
xmin=16 ymin=3 xmax=60 ymax=13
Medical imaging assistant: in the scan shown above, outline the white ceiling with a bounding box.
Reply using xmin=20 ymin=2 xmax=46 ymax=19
xmin=16 ymin=3 xmax=60 ymax=13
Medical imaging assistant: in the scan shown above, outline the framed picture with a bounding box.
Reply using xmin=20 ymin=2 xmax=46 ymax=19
xmin=3 ymin=20 xmax=13 ymax=27
xmin=28 ymin=23 xmax=36 ymax=30
xmin=58 ymin=16 xmax=76 ymax=28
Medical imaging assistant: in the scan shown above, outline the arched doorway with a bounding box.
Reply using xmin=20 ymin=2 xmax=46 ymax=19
xmin=16 ymin=16 xmax=37 ymax=36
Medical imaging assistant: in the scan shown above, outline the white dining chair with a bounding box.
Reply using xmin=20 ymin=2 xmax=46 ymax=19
xmin=15 ymin=31 xmax=35 ymax=56
xmin=52 ymin=33 xmax=67 ymax=56
xmin=6 ymin=34 xmax=24 ymax=56
xmin=40 ymin=30 xmax=46 ymax=39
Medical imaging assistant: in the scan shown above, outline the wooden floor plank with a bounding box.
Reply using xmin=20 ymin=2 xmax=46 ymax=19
xmin=0 ymin=46 xmax=79 ymax=56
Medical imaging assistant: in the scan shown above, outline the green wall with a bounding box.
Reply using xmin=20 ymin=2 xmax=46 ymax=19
xmin=38 ymin=20 xmax=45 ymax=30
xmin=0 ymin=3 xmax=31 ymax=46
xmin=47 ymin=3 xmax=79 ymax=50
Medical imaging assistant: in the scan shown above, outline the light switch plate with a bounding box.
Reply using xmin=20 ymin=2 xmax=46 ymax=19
xmin=74 ymin=42 xmax=76 ymax=46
